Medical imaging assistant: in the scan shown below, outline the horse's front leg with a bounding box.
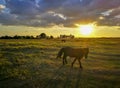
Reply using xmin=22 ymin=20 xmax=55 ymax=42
xmin=65 ymin=56 xmax=68 ymax=64
xmin=78 ymin=58 xmax=83 ymax=69
xmin=71 ymin=57 xmax=77 ymax=68
xmin=63 ymin=55 xmax=67 ymax=65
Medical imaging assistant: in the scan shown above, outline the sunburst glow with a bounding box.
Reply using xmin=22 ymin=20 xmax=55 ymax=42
xmin=79 ymin=24 xmax=94 ymax=36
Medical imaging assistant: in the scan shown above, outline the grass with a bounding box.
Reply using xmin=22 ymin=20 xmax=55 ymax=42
xmin=0 ymin=38 xmax=120 ymax=88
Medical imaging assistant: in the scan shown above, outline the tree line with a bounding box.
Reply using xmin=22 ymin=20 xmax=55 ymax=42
xmin=0 ymin=33 xmax=53 ymax=39
xmin=0 ymin=33 xmax=75 ymax=39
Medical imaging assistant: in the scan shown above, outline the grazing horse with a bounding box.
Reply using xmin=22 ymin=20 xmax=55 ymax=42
xmin=56 ymin=47 xmax=89 ymax=69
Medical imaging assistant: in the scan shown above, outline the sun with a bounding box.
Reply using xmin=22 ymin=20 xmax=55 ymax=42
xmin=79 ymin=24 xmax=94 ymax=36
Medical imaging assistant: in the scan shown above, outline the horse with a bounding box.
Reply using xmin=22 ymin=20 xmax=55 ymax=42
xmin=56 ymin=47 xmax=89 ymax=69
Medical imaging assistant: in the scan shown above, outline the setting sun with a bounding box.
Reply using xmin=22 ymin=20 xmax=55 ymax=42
xmin=79 ymin=24 xmax=94 ymax=36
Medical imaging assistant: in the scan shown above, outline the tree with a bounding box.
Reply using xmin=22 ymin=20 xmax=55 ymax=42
xmin=39 ymin=33 xmax=47 ymax=39
xmin=50 ymin=35 xmax=54 ymax=39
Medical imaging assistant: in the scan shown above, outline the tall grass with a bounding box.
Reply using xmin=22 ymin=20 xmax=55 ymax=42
xmin=0 ymin=38 xmax=120 ymax=88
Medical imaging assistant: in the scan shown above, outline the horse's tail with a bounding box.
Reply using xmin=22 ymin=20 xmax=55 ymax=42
xmin=56 ymin=48 xmax=64 ymax=59
xmin=84 ymin=47 xmax=89 ymax=59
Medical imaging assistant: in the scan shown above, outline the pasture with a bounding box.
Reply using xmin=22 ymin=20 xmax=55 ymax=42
xmin=0 ymin=38 xmax=120 ymax=88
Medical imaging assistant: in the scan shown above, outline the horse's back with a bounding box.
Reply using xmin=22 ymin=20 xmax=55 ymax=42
xmin=63 ymin=47 xmax=85 ymax=57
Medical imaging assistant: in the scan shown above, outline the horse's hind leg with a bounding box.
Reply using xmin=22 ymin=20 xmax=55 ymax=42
xmin=63 ymin=55 xmax=67 ymax=65
xmin=78 ymin=59 xmax=83 ymax=69
xmin=65 ymin=57 xmax=67 ymax=64
xmin=71 ymin=58 xmax=77 ymax=67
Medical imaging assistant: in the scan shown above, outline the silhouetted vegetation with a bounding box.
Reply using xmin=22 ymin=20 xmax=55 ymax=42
xmin=0 ymin=35 xmax=35 ymax=39
xmin=60 ymin=34 xmax=74 ymax=39
xmin=0 ymin=35 xmax=13 ymax=39
xmin=36 ymin=33 xmax=47 ymax=39
xmin=0 ymin=33 xmax=76 ymax=39
xmin=36 ymin=33 xmax=54 ymax=39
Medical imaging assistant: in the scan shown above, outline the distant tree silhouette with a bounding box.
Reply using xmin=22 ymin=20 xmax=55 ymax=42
xmin=0 ymin=35 xmax=12 ymax=39
xmin=39 ymin=33 xmax=47 ymax=39
xmin=0 ymin=35 xmax=35 ymax=39
xmin=13 ymin=35 xmax=21 ymax=39
xmin=60 ymin=34 xmax=74 ymax=39
xmin=25 ymin=36 xmax=34 ymax=39
xmin=50 ymin=35 xmax=54 ymax=39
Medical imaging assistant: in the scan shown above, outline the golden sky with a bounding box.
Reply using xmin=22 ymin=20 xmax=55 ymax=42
xmin=0 ymin=25 xmax=120 ymax=37
xmin=0 ymin=0 xmax=120 ymax=37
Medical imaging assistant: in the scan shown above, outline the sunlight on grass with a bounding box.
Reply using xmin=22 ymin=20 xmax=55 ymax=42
xmin=0 ymin=38 xmax=120 ymax=88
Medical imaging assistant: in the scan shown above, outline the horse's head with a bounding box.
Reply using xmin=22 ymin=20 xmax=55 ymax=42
xmin=56 ymin=48 xmax=64 ymax=59
xmin=84 ymin=48 xmax=89 ymax=59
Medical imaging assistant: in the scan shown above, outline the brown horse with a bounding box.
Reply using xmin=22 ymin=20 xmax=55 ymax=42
xmin=56 ymin=47 xmax=89 ymax=69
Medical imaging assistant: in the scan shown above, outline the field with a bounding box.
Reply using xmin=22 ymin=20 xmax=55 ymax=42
xmin=0 ymin=38 xmax=120 ymax=88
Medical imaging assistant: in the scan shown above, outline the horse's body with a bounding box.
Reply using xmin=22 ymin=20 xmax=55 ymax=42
xmin=56 ymin=47 xmax=89 ymax=69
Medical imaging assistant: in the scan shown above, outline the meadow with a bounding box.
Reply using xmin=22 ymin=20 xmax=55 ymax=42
xmin=0 ymin=38 xmax=120 ymax=88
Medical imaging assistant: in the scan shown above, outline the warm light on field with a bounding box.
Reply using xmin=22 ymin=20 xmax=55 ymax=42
xmin=79 ymin=24 xmax=94 ymax=36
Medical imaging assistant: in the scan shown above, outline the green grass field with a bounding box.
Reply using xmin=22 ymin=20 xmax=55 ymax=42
xmin=0 ymin=38 xmax=120 ymax=88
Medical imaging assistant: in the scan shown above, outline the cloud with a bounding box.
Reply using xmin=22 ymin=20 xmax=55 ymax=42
xmin=48 ymin=11 xmax=67 ymax=20
xmin=6 ymin=0 xmax=39 ymax=15
xmin=115 ymin=15 xmax=120 ymax=19
xmin=0 ymin=13 xmax=19 ymax=25
xmin=0 ymin=0 xmax=119 ymax=27
xmin=101 ymin=9 xmax=114 ymax=16
xmin=0 ymin=4 xmax=5 ymax=10
xmin=0 ymin=0 xmax=6 ymax=5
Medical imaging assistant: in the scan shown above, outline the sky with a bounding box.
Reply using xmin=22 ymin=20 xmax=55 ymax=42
xmin=0 ymin=0 xmax=120 ymax=37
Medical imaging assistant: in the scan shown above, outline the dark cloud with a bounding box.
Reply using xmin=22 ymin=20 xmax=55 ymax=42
xmin=0 ymin=0 xmax=120 ymax=27
xmin=0 ymin=13 xmax=19 ymax=25
xmin=38 ymin=0 xmax=66 ymax=11
xmin=6 ymin=0 xmax=39 ymax=15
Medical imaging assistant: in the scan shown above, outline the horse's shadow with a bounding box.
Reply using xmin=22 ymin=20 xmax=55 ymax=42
xmin=43 ymin=65 xmax=83 ymax=88
xmin=74 ymin=70 xmax=83 ymax=88
xmin=63 ymin=68 xmax=73 ymax=88
xmin=43 ymin=65 xmax=64 ymax=88
xmin=63 ymin=68 xmax=83 ymax=88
